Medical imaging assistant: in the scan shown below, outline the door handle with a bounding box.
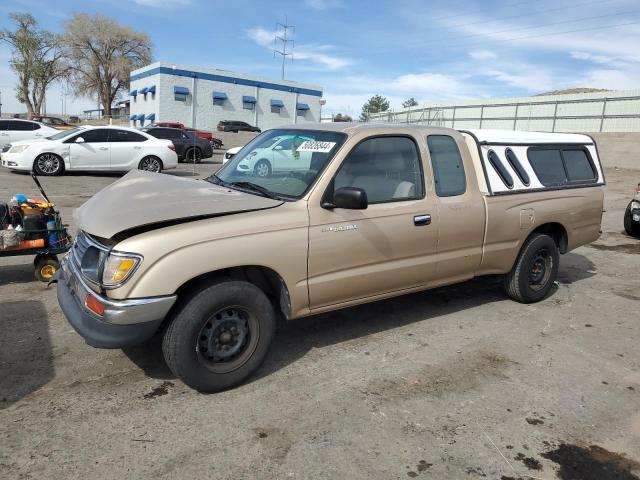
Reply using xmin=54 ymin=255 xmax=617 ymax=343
xmin=133 ymin=146 xmax=141 ymax=150
xmin=99 ymin=147 xmax=109 ymax=151
xmin=414 ymin=214 xmax=431 ymax=226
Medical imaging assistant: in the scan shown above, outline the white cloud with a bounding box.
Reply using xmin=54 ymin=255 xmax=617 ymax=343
xmin=469 ymin=49 xmax=497 ymax=60
xmin=246 ymin=27 xmax=277 ymax=47
xmin=574 ymin=68 xmax=640 ymax=91
xmin=304 ymin=0 xmax=343 ymax=10
xmin=570 ymin=51 xmax=613 ymax=65
xmin=484 ymin=67 xmax=553 ymax=92
xmin=245 ymin=27 xmax=352 ymax=70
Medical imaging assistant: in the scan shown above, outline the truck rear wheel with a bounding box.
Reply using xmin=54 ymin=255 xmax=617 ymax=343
xmin=162 ymin=280 xmax=275 ymax=392
xmin=504 ymin=233 xmax=559 ymax=303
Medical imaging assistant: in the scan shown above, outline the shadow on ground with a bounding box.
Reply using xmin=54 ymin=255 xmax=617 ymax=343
xmin=0 ymin=262 xmax=35 ymax=286
xmin=0 ymin=300 xmax=53 ymax=408
xmin=120 ymin=253 xmax=597 ymax=388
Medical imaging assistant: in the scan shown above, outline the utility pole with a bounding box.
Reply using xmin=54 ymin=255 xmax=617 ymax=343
xmin=274 ymin=17 xmax=295 ymax=80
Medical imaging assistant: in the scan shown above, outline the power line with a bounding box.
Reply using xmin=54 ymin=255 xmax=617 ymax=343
xmin=274 ymin=17 xmax=295 ymax=80
xmin=445 ymin=0 xmax=620 ymax=29
xmin=445 ymin=19 xmax=640 ymax=50
xmin=429 ymin=0 xmax=537 ymax=22
xmin=450 ymin=8 xmax=640 ymax=43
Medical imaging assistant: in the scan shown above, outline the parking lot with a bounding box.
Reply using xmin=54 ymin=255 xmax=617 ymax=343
xmin=1 ymin=146 xmax=639 ymax=479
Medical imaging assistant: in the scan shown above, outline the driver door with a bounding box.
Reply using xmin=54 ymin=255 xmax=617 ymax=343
xmin=67 ymin=128 xmax=111 ymax=170
xmin=307 ymin=135 xmax=439 ymax=309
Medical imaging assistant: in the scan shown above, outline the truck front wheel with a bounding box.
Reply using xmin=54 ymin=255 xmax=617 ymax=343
xmin=162 ymin=280 xmax=275 ymax=392
xmin=504 ymin=233 xmax=559 ymax=303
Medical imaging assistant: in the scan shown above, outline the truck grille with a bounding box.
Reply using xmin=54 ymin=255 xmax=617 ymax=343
xmin=72 ymin=230 xmax=91 ymax=268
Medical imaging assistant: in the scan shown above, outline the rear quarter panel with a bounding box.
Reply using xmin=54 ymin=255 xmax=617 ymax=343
xmin=478 ymin=186 xmax=604 ymax=274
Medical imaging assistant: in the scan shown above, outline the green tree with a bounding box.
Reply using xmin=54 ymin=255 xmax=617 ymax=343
xmin=61 ymin=13 xmax=152 ymax=117
xmin=360 ymin=94 xmax=390 ymax=121
xmin=402 ymin=97 xmax=419 ymax=108
xmin=0 ymin=13 xmax=67 ymax=115
xmin=333 ymin=113 xmax=353 ymax=122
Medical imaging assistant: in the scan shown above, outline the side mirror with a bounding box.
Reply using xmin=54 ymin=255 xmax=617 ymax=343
xmin=75 ymin=137 xmax=85 ymax=143
xmin=327 ymin=187 xmax=368 ymax=210
xmin=273 ymin=145 xmax=283 ymax=151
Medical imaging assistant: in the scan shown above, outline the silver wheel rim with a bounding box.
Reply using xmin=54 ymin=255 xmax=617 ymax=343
xmin=140 ymin=157 xmax=161 ymax=172
xmin=256 ymin=162 xmax=269 ymax=177
xmin=37 ymin=154 xmax=60 ymax=174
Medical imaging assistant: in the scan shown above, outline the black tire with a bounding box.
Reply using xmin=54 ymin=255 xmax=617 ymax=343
xmin=33 ymin=153 xmax=64 ymax=176
xmin=138 ymin=156 xmax=163 ymax=173
xmin=35 ymin=256 xmax=60 ymax=282
xmin=162 ymin=280 xmax=276 ymax=392
xmin=212 ymin=140 xmax=222 ymax=150
xmin=504 ymin=233 xmax=559 ymax=303
xmin=253 ymin=159 xmax=272 ymax=178
xmin=185 ymin=148 xmax=203 ymax=164
xmin=624 ymin=201 xmax=640 ymax=238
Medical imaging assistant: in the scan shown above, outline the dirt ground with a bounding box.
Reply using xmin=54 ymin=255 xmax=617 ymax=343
xmin=0 ymin=148 xmax=639 ymax=479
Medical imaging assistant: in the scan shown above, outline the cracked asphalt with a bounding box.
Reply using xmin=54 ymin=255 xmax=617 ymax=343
xmin=1 ymin=144 xmax=639 ymax=479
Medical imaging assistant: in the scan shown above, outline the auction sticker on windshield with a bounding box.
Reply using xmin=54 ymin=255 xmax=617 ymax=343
xmin=296 ymin=141 xmax=336 ymax=153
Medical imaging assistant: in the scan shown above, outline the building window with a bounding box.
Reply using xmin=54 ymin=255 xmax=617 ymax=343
xmin=242 ymin=95 xmax=256 ymax=110
xmin=174 ymin=86 xmax=189 ymax=102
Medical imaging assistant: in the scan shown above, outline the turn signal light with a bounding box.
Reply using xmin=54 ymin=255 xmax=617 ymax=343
xmin=168 ymin=145 xmax=176 ymax=151
xmin=86 ymin=294 xmax=105 ymax=317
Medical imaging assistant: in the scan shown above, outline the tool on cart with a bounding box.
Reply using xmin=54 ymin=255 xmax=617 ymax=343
xmin=0 ymin=173 xmax=72 ymax=281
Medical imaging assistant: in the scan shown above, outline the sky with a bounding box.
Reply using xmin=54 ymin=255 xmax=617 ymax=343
xmin=0 ymin=0 xmax=639 ymax=118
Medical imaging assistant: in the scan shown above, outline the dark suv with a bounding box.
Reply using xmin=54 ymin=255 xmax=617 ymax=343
xmin=142 ymin=127 xmax=213 ymax=163
xmin=217 ymin=121 xmax=261 ymax=133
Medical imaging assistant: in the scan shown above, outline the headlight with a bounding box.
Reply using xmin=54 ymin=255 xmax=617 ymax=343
xmin=9 ymin=145 xmax=30 ymax=153
xmin=102 ymin=253 xmax=142 ymax=287
xmin=248 ymin=151 xmax=257 ymax=158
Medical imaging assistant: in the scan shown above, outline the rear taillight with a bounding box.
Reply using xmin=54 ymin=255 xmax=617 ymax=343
xmin=168 ymin=145 xmax=176 ymax=151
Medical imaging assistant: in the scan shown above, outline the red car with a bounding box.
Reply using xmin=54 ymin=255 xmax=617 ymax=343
xmin=153 ymin=122 xmax=223 ymax=149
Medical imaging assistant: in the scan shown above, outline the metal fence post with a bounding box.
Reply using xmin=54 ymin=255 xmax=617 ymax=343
xmin=479 ymin=105 xmax=484 ymax=128
xmin=599 ymin=98 xmax=608 ymax=132
xmin=552 ymin=102 xmax=558 ymax=132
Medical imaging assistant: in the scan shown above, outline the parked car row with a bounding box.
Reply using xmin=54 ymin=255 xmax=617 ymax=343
xmin=152 ymin=122 xmax=223 ymax=149
xmin=142 ymin=127 xmax=213 ymax=163
xmin=217 ymin=120 xmax=261 ymax=133
xmin=1 ymin=125 xmax=177 ymax=175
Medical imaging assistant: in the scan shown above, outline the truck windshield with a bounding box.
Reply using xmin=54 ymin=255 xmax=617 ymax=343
xmin=210 ymin=129 xmax=347 ymax=199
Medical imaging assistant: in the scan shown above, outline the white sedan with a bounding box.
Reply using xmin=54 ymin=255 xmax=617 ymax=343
xmin=230 ymin=135 xmax=313 ymax=176
xmin=1 ymin=126 xmax=178 ymax=175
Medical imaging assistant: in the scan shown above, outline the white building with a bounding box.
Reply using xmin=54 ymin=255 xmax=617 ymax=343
xmin=128 ymin=62 xmax=323 ymax=131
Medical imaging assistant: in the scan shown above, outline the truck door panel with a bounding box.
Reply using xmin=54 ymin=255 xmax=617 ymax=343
xmin=426 ymin=134 xmax=485 ymax=281
xmin=308 ymin=135 xmax=439 ymax=309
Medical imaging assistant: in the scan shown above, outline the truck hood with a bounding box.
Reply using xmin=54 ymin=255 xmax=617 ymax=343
xmin=76 ymin=170 xmax=283 ymax=239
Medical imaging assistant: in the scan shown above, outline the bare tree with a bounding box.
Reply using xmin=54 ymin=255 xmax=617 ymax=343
xmin=61 ymin=13 xmax=152 ymax=117
xmin=0 ymin=13 xmax=67 ymax=115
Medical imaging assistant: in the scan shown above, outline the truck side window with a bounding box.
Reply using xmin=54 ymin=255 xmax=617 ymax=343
xmin=487 ymin=150 xmax=514 ymax=188
xmin=563 ymin=149 xmax=596 ymax=182
xmin=334 ymin=136 xmax=424 ymax=203
xmin=528 ymin=149 xmax=567 ymax=186
xmin=427 ymin=135 xmax=466 ymax=197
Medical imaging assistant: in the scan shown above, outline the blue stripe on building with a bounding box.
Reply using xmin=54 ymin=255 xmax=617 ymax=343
xmin=130 ymin=66 xmax=323 ymax=97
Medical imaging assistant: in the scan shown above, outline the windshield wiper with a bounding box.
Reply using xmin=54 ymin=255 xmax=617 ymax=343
xmin=206 ymin=173 xmax=224 ymax=185
xmin=228 ymin=181 xmax=280 ymax=200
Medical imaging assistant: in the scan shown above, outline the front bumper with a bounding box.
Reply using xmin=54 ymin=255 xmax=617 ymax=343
xmin=1 ymin=152 xmax=31 ymax=171
xmin=56 ymin=256 xmax=177 ymax=348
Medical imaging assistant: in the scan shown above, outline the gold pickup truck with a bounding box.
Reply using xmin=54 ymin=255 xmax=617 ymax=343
xmin=56 ymin=123 xmax=605 ymax=392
